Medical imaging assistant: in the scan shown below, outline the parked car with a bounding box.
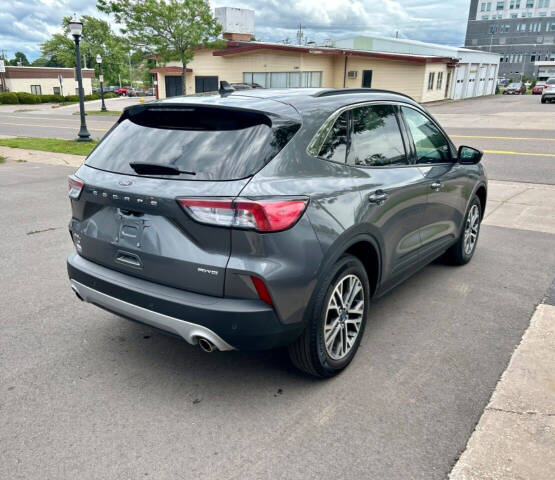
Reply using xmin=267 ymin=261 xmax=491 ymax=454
xmin=541 ymin=78 xmax=555 ymax=103
xmin=115 ymin=86 xmax=131 ymax=96
xmin=230 ymin=83 xmax=253 ymax=90
xmin=67 ymin=88 xmax=487 ymax=377
xmin=146 ymin=87 xmax=155 ymax=96
xmin=503 ymin=82 xmax=526 ymax=95
xmin=533 ymin=83 xmax=545 ymax=95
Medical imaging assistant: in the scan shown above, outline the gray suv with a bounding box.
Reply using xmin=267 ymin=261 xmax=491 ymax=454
xmin=67 ymin=88 xmax=487 ymax=377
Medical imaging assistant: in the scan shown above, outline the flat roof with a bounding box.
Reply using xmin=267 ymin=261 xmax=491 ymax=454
xmin=334 ymin=35 xmax=500 ymax=58
xmin=212 ymin=41 xmax=458 ymax=64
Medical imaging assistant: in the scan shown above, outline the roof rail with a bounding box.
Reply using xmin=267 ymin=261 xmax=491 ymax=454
xmin=314 ymin=88 xmax=415 ymax=101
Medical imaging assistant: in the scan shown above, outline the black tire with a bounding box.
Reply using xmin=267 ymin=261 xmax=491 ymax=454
xmin=288 ymin=254 xmax=370 ymax=378
xmin=446 ymin=195 xmax=482 ymax=266
xmin=542 ymin=97 xmax=547 ymax=104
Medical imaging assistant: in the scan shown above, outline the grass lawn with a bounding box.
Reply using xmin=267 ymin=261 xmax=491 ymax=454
xmin=0 ymin=137 xmax=97 ymax=156
xmin=0 ymin=156 xmax=5 ymax=163
xmin=73 ymin=110 xmax=120 ymax=115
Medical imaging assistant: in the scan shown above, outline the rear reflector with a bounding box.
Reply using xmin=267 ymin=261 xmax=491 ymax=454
xmin=251 ymin=276 xmax=273 ymax=306
xmin=178 ymin=197 xmax=308 ymax=232
xmin=68 ymin=175 xmax=84 ymax=199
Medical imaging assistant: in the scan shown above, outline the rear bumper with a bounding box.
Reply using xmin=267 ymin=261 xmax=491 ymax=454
xmin=67 ymin=252 xmax=303 ymax=350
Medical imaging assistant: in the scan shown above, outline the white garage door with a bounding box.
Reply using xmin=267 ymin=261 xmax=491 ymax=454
xmin=465 ymin=68 xmax=477 ymax=98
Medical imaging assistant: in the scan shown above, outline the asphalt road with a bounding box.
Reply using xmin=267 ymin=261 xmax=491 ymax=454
xmin=1 ymin=94 xmax=555 ymax=479
xmin=2 ymin=165 xmax=555 ymax=479
xmin=0 ymin=94 xmax=553 ymax=184
xmin=427 ymin=94 xmax=555 ymax=185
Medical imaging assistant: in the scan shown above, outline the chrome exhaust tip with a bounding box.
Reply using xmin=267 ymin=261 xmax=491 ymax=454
xmin=198 ymin=337 xmax=217 ymax=353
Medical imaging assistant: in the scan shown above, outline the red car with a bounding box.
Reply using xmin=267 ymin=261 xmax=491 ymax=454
xmin=115 ymin=86 xmax=131 ymax=96
xmin=533 ymin=84 xmax=545 ymax=95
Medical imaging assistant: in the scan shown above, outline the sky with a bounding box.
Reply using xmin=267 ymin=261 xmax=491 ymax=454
xmin=0 ymin=0 xmax=472 ymax=61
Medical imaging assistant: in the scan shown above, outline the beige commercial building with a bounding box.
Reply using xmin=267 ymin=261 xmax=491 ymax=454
xmin=151 ymin=41 xmax=459 ymax=103
xmin=0 ymin=66 xmax=94 ymax=96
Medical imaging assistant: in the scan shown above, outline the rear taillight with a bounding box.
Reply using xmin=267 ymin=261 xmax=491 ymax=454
xmin=68 ymin=175 xmax=84 ymax=199
xmin=178 ymin=197 xmax=308 ymax=232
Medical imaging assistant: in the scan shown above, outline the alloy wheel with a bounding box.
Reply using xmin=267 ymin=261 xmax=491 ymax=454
xmin=324 ymin=274 xmax=365 ymax=360
xmin=464 ymin=204 xmax=480 ymax=255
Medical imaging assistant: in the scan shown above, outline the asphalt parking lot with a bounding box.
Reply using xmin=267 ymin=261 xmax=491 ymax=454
xmin=1 ymin=94 xmax=554 ymax=479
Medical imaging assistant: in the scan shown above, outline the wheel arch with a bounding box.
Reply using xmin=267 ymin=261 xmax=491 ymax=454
xmin=474 ymin=182 xmax=488 ymax=217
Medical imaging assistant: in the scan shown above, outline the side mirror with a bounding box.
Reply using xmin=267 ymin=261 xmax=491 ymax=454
xmin=458 ymin=146 xmax=483 ymax=165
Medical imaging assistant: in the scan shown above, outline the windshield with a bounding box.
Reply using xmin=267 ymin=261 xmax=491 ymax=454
xmin=85 ymin=106 xmax=300 ymax=181
xmin=507 ymin=83 xmax=520 ymax=88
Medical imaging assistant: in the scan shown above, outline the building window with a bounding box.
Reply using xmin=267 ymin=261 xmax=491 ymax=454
xmin=482 ymin=2 xmax=486 ymax=11
xmin=526 ymin=0 xmax=534 ymax=7
xmin=482 ymin=15 xmax=490 ymax=19
xmin=53 ymin=87 xmax=60 ymax=95
xmin=30 ymin=85 xmax=42 ymax=95
xmin=496 ymin=1 xmax=505 ymax=10
xmin=487 ymin=2 xmax=492 ymax=10
xmin=511 ymin=13 xmax=518 ymax=17
xmin=243 ymin=71 xmax=322 ymax=88
xmin=428 ymin=72 xmax=435 ymax=90
xmin=437 ymin=72 xmax=443 ymax=90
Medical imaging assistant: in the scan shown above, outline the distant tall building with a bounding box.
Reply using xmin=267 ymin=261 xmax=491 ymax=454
xmin=465 ymin=0 xmax=555 ymax=78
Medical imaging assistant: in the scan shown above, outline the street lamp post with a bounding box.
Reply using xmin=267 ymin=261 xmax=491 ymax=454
xmin=69 ymin=16 xmax=91 ymax=142
xmin=96 ymin=54 xmax=107 ymax=112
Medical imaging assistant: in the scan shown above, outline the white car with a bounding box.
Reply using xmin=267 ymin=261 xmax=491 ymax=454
xmin=541 ymin=78 xmax=555 ymax=103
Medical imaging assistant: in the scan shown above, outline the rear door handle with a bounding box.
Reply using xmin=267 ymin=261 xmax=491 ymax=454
xmin=368 ymin=191 xmax=389 ymax=205
xmin=431 ymin=182 xmax=442 ymax=191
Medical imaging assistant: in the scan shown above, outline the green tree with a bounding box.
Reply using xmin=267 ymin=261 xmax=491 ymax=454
xmin=9 ymin=51 xmax=30 ymax=66
xmin=31 ymin=56 xmax=64 ymax=67
xmin=41 ymin=15 xmax=127 ymax=85
xmin=97 ymin=0 xmax=223 ymax=94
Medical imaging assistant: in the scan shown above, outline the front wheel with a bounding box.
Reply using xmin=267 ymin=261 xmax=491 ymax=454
xmin=446 ymin=196 xmax=482 ymax=265
xmin=288 ymin=255 xmax=369 ymax=378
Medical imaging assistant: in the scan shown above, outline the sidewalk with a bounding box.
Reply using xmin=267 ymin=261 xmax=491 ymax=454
xmin=450 ymin=298 xmax=555 ymax=480
xmin=0 ymin=146 xmax=84 ymax=167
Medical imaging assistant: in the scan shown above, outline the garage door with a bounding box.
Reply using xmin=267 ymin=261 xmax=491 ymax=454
xmin=476 ymin=66 xmax=487 ymax=96
xmin=454 ymin=68 xmax=465 ymax=99
xmin=465 ymin=69 xmax=477 ymax=98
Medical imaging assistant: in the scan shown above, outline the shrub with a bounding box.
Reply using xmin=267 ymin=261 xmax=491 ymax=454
xmin=0 ymin=92 xmax=19 ymax=104
xmin=16 ymin=92 xmax=40 ymax=104
xmin=64 ymin=95 xmax=80 ymax=102
xmin=104 ymin=92 xmax=117 ymax=98
xmin=84 ymin=93 xmax=101 ymax=101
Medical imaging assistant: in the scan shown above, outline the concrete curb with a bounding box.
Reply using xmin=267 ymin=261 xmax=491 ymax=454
xmin=449 ymin=301 xmax=555 ymax=480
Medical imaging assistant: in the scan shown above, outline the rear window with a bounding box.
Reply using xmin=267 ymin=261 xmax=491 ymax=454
xmin=85 ymin=106 xmax=300 ymax=180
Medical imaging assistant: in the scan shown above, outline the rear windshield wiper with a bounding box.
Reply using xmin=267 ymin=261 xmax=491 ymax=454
xmin=129 ymin=162 xmax=196 ymax=176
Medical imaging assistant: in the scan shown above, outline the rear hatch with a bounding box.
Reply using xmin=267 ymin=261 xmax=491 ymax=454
xmin=70 ymin=100 xmax=300 ymax=296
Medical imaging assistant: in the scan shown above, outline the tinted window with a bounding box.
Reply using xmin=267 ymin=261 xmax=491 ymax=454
xmin=402 ymin=107 xmax=452 ymax=164
xmin=348 ymin=105 xmax=407 ymax=167
xmin=85 ymin=107 xmax=299 ymax=181
xmin=318 ymin=111 xmax=348 ymax=163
